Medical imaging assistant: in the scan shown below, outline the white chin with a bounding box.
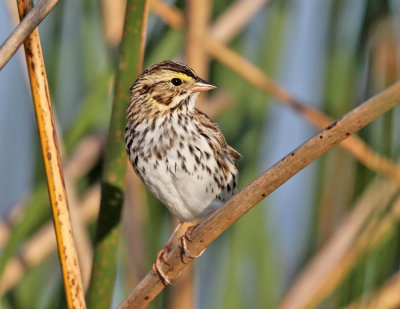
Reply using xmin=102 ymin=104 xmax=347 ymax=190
xmin=187 ymin=93 xmax=199 ymax=110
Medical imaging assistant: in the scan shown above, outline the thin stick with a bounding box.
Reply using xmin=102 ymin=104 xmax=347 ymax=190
xmin=117 ymin=83 xmax=400 ymax=309
xmin=0 ymin=0 xmax=59 ymax=70
xmin=16 ymin=0 xmax=85 ymax=308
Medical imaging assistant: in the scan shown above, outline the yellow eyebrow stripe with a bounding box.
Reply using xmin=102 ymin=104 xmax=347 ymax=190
xmin=166 ymin=72 xmax=195 ymax=82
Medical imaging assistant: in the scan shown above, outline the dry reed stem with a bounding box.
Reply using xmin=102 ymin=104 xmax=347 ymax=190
xmin=16 ymin=0 xmax=85 ymax=307
xmin=344 ymin=272 xmax=400 ymax=309
xmin=279 ymin=178 xmax=400 ymax=309
xmin=0 ymin=185 xmax=100 ymax=295
xmin=117 ymin=82 xmax=400 ymax=309
xmin=0 ymin=0 xmax=59 ymax=70
xmin=209 ymin=0 xmax=270 ymax=43
xmin=149 ymin=1 xmax=400 ymax=187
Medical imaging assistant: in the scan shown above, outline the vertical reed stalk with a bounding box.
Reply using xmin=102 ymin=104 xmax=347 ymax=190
xmin=16 ymin=0 xmax=86 ymax=307
xmin=86 ymin=0 xmax=149 ymax=307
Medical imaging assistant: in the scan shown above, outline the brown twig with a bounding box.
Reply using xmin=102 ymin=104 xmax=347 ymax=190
xmin=16 ymin=0 xmax=85 ymax=307
xmin=117 ymin=82 xmax=400 ymax=309
xmin=0 ymin=0 xmax=59 ymax=70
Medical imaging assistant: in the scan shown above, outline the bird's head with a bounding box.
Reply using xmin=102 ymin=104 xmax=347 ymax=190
xmin=128 ymin=60 xmax=216 ymax=115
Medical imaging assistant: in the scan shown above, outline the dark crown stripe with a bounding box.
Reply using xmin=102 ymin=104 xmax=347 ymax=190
xmin=143 ymin=60 xmax=197 ymax=79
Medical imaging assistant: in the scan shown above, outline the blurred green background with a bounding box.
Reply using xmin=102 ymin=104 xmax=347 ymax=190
xmin=1 ymin=0 xmax=400 ymax=308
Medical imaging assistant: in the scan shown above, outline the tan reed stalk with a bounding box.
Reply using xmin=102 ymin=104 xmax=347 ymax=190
xmin=16 ymin=0 xmax=85 ymax=307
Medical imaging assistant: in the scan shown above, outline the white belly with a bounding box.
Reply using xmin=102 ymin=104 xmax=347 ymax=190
xmin=126 ymin=114 xmax=237 ymax=222
xmin=135 ymin=137 xmax=233 ymax=221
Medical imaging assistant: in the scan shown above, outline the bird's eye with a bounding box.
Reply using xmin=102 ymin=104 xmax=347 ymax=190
xmin=171 ymin=78 xmax=182 ymax=86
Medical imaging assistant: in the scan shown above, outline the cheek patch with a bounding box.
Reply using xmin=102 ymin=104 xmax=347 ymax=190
xmin=153 ymin=94 xmax=173 ymax=105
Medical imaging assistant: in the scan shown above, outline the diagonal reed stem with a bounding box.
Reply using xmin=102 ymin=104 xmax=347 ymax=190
xmin=0 ymin=0 xmax=59 ymax=70
xmin=16 ymin=0 xmax=85 ymax=308
xmin=117 ymin=83 xmax=400 ymax=308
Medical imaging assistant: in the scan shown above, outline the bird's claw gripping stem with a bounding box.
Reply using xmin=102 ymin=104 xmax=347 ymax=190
xmin=179 ymin=224 xmax=206 ymax=261
xmin=153 ymin=247 xmax=182 ymax=285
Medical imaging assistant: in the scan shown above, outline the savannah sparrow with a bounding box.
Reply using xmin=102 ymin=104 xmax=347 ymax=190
xmin=125 ymin=60 xmax=240 ymax=284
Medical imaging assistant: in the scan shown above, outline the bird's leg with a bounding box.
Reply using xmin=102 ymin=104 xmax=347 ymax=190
xmin=179 ymin=224 xmax=206 ymax=261
xmin=179 ymin=211 xmax=217 ymax=260
xmin=153 ymin=221 xmax=183 ymax=285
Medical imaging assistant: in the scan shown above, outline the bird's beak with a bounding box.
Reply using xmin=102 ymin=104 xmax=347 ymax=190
xmin=192 ymin=78 xmax=217 ymax=92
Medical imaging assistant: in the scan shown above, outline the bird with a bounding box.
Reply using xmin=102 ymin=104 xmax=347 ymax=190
xmin=125 ymin=60 xmax=240 ymax=284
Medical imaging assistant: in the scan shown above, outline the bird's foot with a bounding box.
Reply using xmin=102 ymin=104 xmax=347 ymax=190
xmin=152 ymin=245 xmax=182 ymax=285
xmin=179 ymin=224 xmax=206 ymax=262
xmin=152 ymin=246 xmax=172 ymax=285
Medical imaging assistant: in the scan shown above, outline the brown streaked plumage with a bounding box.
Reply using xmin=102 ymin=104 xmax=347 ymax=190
xmin=125 ymin=60 xmax=240 ymax=284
